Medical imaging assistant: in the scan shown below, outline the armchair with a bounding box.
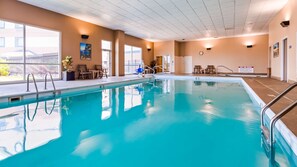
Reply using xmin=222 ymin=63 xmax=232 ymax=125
xmin=77 ymin=64 xmax=92 ymax=79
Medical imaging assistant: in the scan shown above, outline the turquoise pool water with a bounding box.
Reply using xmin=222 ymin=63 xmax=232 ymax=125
xmin=0 ymin=80 xmax=296 ymax=167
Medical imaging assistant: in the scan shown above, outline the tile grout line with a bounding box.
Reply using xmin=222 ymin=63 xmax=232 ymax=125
xmin=253 ymin=79 xmax=294 ymax=102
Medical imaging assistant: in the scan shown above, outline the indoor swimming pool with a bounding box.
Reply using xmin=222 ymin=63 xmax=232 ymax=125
xmin=0 ymin=79 xmax=296 ymax=167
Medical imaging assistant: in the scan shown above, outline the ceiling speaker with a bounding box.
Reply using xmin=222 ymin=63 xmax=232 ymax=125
xmin=280 ymin=21 xmax=290 ymax=27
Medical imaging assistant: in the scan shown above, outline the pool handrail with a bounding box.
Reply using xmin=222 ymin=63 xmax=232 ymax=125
xmin=216 ymin=65 xmax=233 ymax=74
xmin=154 ymin=65 xmax=168 ymax=73
xmin=260 ymin=82 xmax=297 ymax=127
xmin=26 ymin=73 xmax=39 ymax=99
xmin=269 ymin=100 xmax=297 ymax=145
xmin=144 ymin=65 xmax=155 ymax=74
xmin=44 ymin=72 xmax=56 ymax=95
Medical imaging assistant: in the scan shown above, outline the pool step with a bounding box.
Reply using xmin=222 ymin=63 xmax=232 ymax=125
xmin=261 ymin=134 xmax=271 ymax=156
xmin=261 ymin=125 xmax=271 ymax=156
xmin=261 ymin=125 xmax=270 ymax=141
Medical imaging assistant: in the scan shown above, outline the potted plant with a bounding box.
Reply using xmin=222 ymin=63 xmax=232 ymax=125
xmin=62 ymin=56 xmax=75 ymax=81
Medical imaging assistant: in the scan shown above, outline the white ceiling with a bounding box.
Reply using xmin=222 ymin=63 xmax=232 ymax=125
xmin=19 ymin=0 xmax=288 ymax=41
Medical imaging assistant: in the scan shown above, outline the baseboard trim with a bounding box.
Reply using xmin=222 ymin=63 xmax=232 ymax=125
xmin=271 ymin=76 xmax=281 ymax=80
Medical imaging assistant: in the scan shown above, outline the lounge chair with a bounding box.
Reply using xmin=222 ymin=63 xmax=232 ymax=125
xmin=193 ymin=65 xmax=203 ymax=74
xmin=77 ymin=64 xmax=92 ymax=79
xmin=205 ymin=65 xmax=216 ymax=74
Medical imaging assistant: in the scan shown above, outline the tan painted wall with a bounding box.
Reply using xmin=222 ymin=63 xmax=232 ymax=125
xmin=0 ymin=0 xmax=153 ymax=77
xmin=154 ymin=41 xmax=175 ymax=58
xmin=114 ymin=30 xmax=125 ymax=76
xmin=180 ymin=35 xmax=269 ymax=73
xmin=268 ymin=0 xmax=297 ymax=82
xmin=174 ymin=41 xmax=183 ymax=73
xmin=154 ymin=41 xmax=176 ymax=72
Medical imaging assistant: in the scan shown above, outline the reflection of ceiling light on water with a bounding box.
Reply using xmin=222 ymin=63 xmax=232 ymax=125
xmin=198 ymin=99 xmax=216 ymax=124
xmin=204 ymin=99 xmax=213 ymax=104
xmin=146 ymin=100 xmax=151 ymax=107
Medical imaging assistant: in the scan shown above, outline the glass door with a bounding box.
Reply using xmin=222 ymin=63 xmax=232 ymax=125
xmin=102 ymin=40 xmax=112 ymax=76
xmin=102 ymin=50 xmax=111 ymax=76
xmin=163 ymin=55 xmax=171 ymax=72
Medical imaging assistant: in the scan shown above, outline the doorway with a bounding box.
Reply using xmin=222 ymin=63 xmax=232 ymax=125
xmin=156 ymin=56 xmax=163 ymax=73
xmin=268 ymin=46 xmax=272 ymax=78
xmin=102 ymin=50 xmax=112 ymax=76
xmin=282 ymin=38 xmax=288 ymax=82
xmin=156 ymin=55 xmax=171 ymax=73
xmin=102 ymin=40 xmax=112 ymax=76
xmin=163 ymin=55 xmax=171 ymax=72
xmin=184 ymin=56 xmax=192 ymax=73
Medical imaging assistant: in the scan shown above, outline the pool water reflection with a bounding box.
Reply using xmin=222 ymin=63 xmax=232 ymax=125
xmin=0 ymin=80 xmax=296 ymax=167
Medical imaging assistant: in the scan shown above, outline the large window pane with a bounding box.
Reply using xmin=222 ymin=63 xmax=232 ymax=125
xmin=133 ymin=47 xmax=142 ymax=66
xmin=25 ymin=26 xmax=60 ymax=64
xmin=0 ymin=37 xmax=4 ymax=47
xmin=0 ymin=21 xmax=24 ymax=64
xmin=0 ymin=21 xmax=4 ymax=29
xmin=125 ymin=45 xmax=132 ymax=75
xmin=102 ymin=40 xmax=111 ymax=50
xmin=26 ymin=65 xmax=60 ymax=80
xmin=0 ymin=19 xmax=61 ymax=83
xmin=0 ymin=64 xmax=24 ymax=82
xmin=124 ymin=45 xmax=142 ymax=74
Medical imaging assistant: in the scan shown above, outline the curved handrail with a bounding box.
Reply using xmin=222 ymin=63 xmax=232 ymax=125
xmin=144 ymin=65 xmax=155 ymax=74
xmin=154 ymin=65 xmax=167 ymax=73
xmin=26 ymin=73 xmax=39 ymax=99
xmin=261 ymin=82 xmax=297 ymax=126
xmin=44 ymin=72 xmax=56 ymax=95
xmin=44 ymin=99 xmax=57 ymax=115
xmin=216 ymin=65 xmax=234 ymax=74
xmin=269 ymin=100 xmax=297 ymax=145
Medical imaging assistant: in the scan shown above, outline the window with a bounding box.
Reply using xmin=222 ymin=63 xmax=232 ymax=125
xmin=102 ymin=40 xmax=111 ymax=50
xmin=15 ymin=24 xmax=23 ymax=29
xmin=124 ymin=45 xmax=142 ymax=74
xmin=0 ymin=21 xmax=4 ymax=29
xmin=0 ymin=20 xmax=61 ymax=83
xmin=0 ymin=37 xmax=4 ymax=47
xmin=101 ymin=40 xmax=112 ymax=76
xmin=15 ymin=37 xmax=23 ymax=47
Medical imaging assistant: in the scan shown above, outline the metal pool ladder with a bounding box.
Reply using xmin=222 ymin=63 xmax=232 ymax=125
xmin=44 ymin=72 xmax=56 ymax=95
xmin=216 ymin=65 xmax=233 ymax=76
xmin=26 ymin=73 xmax=39 ymax=99
xmin=260 ymin=82 xmax=297 ymax=162
xmin=144 ymin=65 xmax=155 ymax=74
